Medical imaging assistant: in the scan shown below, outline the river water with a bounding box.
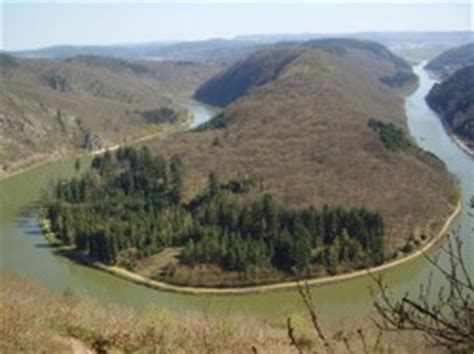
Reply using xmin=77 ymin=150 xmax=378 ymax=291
xmin=1 ymin=66 xmax=472 ymax=319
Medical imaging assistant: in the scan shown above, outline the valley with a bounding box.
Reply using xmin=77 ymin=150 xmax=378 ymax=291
xmin=2 ymin=38 xmax=465 ymax=294
xmin=1 ymin=60 xmax=472 ymax=312
xmin=0 ymin=54 xmax=220 ymax=176
xmin=1 ymin=15 xmax=473 ymax=350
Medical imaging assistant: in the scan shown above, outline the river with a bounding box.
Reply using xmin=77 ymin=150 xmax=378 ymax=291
xmin=0 ymin=65 xmax=472 ymax=319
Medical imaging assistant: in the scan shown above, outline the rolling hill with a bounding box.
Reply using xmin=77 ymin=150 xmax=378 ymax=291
xmin=9 ymin=31 xmax=472 ymax=64
xmin=426 ymin=65 xmax=474 ymax=150
xmin=195 ymin=38 xmax=416 ymax=106
xmin=0 ymin=54 xmax=219 ymax=175
xmin=425 ymin=43 xmax=474 ymax=79
xmin=8 ymin=39 xmax=264 ymax=64
xmin=145 ymin=38 xmax=457 ymax=273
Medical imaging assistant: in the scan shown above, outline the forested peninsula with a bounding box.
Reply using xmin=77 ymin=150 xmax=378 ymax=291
xmin=44 ymin=147 xmax=388 ymax=287
xmin=41 ymin=38 xmax=460 ymax=289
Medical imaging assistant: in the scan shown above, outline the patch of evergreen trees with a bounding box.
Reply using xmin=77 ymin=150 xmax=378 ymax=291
xmin=368 ymin=119 xmax=413 ymax=152
xmin=44 ymin=147 xmax=385 ymax=277
xmin=141 ymin=107 xmax=179 ymax=124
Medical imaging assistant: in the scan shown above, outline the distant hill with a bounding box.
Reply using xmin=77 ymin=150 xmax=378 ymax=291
xmin=195 ymin=38 xmax=416 ymax=106
xmin=0 ymin=54 xmax=219 ymax=174
xmin=238 ymin=31 xmax=473 ymax=49
xmin=9 ymin=31 xmax=472 ymax=64
xmin=10 ymin=39 xmax=264 ymax=64
xmin=426 ymin=66 xmax=474 ymax=150
xmin=425 ymin=43 xmax=474 ymax=78
xmin=147 ymin=38 xmax=457 ymax=265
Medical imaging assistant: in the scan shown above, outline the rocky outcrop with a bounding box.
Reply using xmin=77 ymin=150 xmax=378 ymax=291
xmin=82 ymin=132 xmax=104 ymax=150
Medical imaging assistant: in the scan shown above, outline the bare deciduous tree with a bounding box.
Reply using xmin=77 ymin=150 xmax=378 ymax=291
xmin=373 ymin=233 xmax=474 ymax=352
xmin=287 ymin=283 xmax=334 ymax=354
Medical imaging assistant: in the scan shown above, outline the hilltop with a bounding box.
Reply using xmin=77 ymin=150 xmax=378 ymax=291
xmin=425 ymin=43 xmax=474 ymax=79
xmin=141 ymin=38 xmax=457 ymax=284
xmin=0 ymin=54 xmax=219 ymax=175
xmin=426 ymin=65 xmax=474 ymax=151
xmin=195 ymin=38 xmax=416 ymax=106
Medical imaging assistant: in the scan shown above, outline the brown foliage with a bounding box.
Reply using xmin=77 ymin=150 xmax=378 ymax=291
xmin=149 ymin=45 xmax=457 ymax=254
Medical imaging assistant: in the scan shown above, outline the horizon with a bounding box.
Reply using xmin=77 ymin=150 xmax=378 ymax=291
xmin=6 ymin=29 xmax=474 ymax=53
xmin=2 ymin=2 xmax=472 ymax=51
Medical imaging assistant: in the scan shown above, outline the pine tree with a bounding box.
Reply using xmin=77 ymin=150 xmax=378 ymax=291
xmin=169 ymin=154 xmax=184 ymax=205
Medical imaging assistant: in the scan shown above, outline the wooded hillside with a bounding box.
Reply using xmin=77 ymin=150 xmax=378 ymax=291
xmin=426 ymin=65 xmax=474 ymax=149
xmin=147 ymin=39 xmax=457 ymax=256
xmin=425 ymin=43 xmax=474 ymax=79
xmin=0 ymin=54 xmax=219 ymax=175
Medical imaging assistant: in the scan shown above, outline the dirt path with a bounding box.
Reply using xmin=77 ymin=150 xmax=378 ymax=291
xmin=0 ymin=119 xmax=190 ymax=182
xmin=91 ymin=199 xmax=462 ymax=296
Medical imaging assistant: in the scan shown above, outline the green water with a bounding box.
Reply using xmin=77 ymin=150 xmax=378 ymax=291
xmin=1 ymin=67 xmax=472 ymax=319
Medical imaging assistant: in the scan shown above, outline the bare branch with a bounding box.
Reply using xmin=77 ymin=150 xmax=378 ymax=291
xmin=287 ymin=317 xmax=304 ymax=354
xmin=373 ymin=232 xmax=474 ymax=351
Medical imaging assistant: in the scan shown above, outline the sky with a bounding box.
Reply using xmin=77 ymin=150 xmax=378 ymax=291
xmin=1 ymin=1 xmax=472 ymax=51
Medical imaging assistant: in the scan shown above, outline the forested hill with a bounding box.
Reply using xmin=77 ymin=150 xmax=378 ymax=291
xmin=425 ymin=43 xmax=474 ymax=79
xmin=194 ymin=47 xmax=302 ymax=107
xmin=148 ymin=37 xmax=457 ymax=258
xmin=195 ymin=38 xmax=416 ymax=106
xmin=0 ymin=54 xmax=218 ymax=175
xmin=426 ymin=66 xmax=474 ymax=149
xmin=45 ymin=146 xmax=386 ymax=286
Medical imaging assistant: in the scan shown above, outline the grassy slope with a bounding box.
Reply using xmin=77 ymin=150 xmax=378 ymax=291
xmin=146 ymin=40 xmax=457 ymax=258
xmin=0 ymin=271 xmax=436 ymax=353
xmin=0 ymin=54 xmax=220 ymax=174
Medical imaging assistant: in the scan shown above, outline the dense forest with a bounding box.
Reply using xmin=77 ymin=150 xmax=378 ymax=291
xmin=426 ymin=66 xmax=474 ymax=147
xmin=44 ymin=147 xmax=385 ymax=283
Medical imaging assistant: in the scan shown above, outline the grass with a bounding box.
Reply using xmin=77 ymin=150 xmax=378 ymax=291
xmin=0 ymin=271 xmax=441 ymax=353
xmin=0 ymin=272 xmax=292 ymax=353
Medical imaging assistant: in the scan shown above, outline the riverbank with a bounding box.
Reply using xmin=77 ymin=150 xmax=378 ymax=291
xmin=429 ymin=106 xmax=474 ymax=159
xmin=443 ymin=127 xmax=474 ymax=159
xmin=423 ymin=69 xmax=474 ymax=159
xmin=40 ymin=197 xmax=462 ymax=296
xmin=0 ymin=113 xmax=193 ymax=182
xmin=450 ymin=135 xmax=474 ymax=158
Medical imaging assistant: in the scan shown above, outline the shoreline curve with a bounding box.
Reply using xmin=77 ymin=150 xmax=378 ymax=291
xmin=45 ymin=198 xmax=462 ymax=296
xmin=0 ymin=116 xmax=193 ymax=182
